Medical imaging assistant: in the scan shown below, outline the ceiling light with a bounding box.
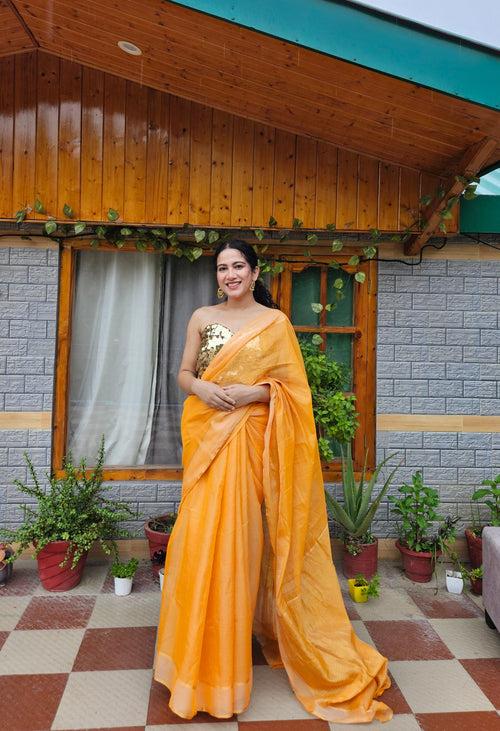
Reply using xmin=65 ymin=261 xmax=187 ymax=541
xmin=117 ymin=41 xmax=142 ymax=56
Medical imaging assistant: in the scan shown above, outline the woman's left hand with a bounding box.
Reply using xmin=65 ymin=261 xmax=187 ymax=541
xmin=222 ymin=383 xmax=269 ymax=408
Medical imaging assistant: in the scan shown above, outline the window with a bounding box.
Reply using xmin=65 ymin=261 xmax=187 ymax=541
xmin=272 ymin=258 xmax=376 ymax=477
xmin=54 ymin=246 xmax=376 ymax=479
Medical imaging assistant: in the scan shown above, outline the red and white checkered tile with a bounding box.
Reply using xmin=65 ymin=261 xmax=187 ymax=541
xmin=1 ymin=559 xmax=499 ymax=731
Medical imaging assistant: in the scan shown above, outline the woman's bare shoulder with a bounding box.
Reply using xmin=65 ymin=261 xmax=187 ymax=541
xmin=190 ymin=305 xmax=223 ymax=330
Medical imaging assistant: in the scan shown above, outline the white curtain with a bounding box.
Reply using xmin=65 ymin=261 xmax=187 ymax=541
xmin=67 ymin=250 xmax=161 ymax=466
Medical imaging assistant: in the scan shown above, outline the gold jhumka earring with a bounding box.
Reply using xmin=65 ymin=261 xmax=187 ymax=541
xmin=250 ymin=282 xmax=255 ymax=291
xmin=217 ymin=287 xmax=224 ymax=299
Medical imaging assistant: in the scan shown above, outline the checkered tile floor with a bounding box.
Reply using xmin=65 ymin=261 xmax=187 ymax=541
xmin=1 ymin=559 xmax=499 ymax=731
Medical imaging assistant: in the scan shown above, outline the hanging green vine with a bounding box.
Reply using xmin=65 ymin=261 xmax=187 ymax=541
xmin=8 ymin=173 xmax=478 ymax=315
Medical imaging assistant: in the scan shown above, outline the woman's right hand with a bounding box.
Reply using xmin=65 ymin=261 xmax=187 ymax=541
xmin=191 ymin=379 xmax=236 ymax=411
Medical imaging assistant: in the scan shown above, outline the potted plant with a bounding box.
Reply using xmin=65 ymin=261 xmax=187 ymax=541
xmin=144 ymin=513 xmax=177 ymax=576
xmin=0 ymin=544 xmax=13 ymax=586
xmin=465 ymin=474 xmax=500 ymax=569
xmin=111 ymin=557 xmax=139 ymax=596
xmin=324 ymin=444 xmax=399 ymax=578
xmin=348 ymin=573 xmax=380 ymax=603
xmin=0 ymin=438 xmax=136 ymax=591
xmin=390 ymin=471 xmax=458 ymax=583
xmin=462 ymin=565 xmax=483 ymax=596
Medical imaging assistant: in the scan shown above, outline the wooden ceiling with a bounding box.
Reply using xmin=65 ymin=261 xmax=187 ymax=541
xmin=2 ymin=0 xmax=500 ymax=176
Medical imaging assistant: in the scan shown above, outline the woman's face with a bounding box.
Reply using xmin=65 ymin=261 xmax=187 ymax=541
xmin=216 ymin=248 xmax=258 ymax=299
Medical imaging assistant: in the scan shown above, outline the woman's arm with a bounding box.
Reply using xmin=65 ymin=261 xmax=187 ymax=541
xmin=222 ymin=383 xmax=270 ymax=406
xmin=177 ymin=312 xmax=236 ymax=411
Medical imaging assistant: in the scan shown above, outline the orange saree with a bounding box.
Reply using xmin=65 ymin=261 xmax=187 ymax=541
xmin=154 ymin=308 xmax=392 ymax=723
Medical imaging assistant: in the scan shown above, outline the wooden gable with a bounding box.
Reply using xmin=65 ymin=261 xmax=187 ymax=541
xmin=0 ymin=51 xmax=459 ymax=232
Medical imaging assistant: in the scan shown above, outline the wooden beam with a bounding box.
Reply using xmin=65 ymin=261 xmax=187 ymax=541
xmin=4 ymin=0 xmax=39 ymax=48
xmin=404 ymin=137 xmax=497 ymax=255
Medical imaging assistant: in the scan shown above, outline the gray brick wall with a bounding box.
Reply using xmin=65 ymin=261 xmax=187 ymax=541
xmin=0 ymin=247 xmax=58 ymax=412
xmin=377 ymin=259 xmax=500 ymax=416
xmin=374 ymin=256 xmax=499 ymax=534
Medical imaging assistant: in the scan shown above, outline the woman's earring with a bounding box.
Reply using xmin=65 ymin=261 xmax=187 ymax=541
xmin=217 ymin=287 xmax=224 ymax=299
xmin=250 ymin=281 xmax=256 ymax=291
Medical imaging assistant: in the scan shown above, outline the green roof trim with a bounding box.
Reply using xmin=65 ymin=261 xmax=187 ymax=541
xmin=460 ymin=196 xmax=500 ymax=233
xmin=170 ymin=0 xmax=500 ymax=110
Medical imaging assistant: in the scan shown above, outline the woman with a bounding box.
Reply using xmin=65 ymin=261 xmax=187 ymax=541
xmin=154 ymin=240 xmax=392 ymax=724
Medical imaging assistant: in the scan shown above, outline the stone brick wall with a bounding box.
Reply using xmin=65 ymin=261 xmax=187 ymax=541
xmin=373 ymin=257 xmax=498 ymax=535
xmin=0 ymin=244 xmax=498 ymax=538
xmin=0 ymin=247 xmax=58 ymax=412
xmin=377 ymin=259 xmax=500 ymax=416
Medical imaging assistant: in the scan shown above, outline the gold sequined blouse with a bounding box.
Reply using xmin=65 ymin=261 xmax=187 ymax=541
xmin=196 ymin=323 xmax=234 ymax=377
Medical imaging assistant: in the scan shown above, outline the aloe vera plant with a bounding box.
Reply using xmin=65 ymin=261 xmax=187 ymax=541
xmin=324 ymin=444 xmax=399 ymax=546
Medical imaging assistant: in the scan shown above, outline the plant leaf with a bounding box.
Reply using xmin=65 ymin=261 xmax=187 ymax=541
xmin=354 ymin=271 xmax=366 ymax=283
xmin=311 ymin=303 xmax=323 ymax=314
xmin=107 ymin=208 xmax=119 ymax=222
xmin=348 ymin=255 xmax=360 ymax=266
xmin=194 ymin=229 xmax=206 ymax=243
xmin=292 ymin=217 xmax=303 ymax=229
xmin=63 ymin=203 xmax=74 ymax=218
xmin=254 ymin=228 xmax=264 ymax=241
xmin=331 ymin=239 xmax=343 ymax=253
xmin=44 ymin=220 xmax=57 ymax=235
xmin=34 ymin=198 xmax=46 ymax=214
xmin=208 ymin=230 xmax=220 ymax=244
xmin=74 ymin=222 xmax=86 ymax=235
xmin=268 ymin=216 xmax=277 ymax=227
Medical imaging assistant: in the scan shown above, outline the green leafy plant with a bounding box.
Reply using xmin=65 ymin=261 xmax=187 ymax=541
xmin=353 ymin=573 xmax=380 ymax=598
xmin=471 ymin=473 xmax=500 ymax=529
xmin=0 ymin=438 xmax=136 ymax=568
xmin=389 ymin=471 xmax=457 ymax=553
xmin=111 ymin=557 xmax=139 ymax=579
xmin=324 ymin=444 xmax=399 ymax=553
xmin=462 ymin=565 xmax=483 ymax=581
xmin=148 ymin=514 xmax=177 ymax=533
xmin=299 ymin=339 xmax=358 ymax=460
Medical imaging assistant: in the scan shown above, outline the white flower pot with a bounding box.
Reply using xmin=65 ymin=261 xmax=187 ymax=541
xmin=114 ymin=576 xmax=133 ymax=596
xmin=445 ymin=570 xmax=464 ymax=594
xmin=159 ymin=568 xmax=164 ymax=591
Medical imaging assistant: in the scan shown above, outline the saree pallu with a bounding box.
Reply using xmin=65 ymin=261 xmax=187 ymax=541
xmin=155 ymin=309 xmax=392 ymax=724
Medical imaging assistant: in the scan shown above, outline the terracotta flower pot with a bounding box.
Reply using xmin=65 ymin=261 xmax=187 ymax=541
xmin=0 ymin=546 xmax=13 ymax=585
xmin=36 ymin=541 xmax=88 ymax=591
xmin=396 ymin=540 xmax=439 ymax=583
xmin=342 ymin=539 xmax=378 ymax=579
xmin=465 ymin=529 xmax=482 ymax=569
xmin=470 ymin=577 xmax=482 ymax=596
xmin=144 ymin=516 xmax=174 ymax=575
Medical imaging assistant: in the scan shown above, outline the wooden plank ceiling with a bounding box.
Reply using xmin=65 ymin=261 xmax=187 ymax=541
xmin=2 ymin=0 xmax=500 ymax=177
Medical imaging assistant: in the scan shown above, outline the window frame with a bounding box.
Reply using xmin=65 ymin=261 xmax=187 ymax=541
xmin=53 ymin=243 xmax=376 ymax=480
xmin=269 ymin=256 xmax=377 ymax=479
